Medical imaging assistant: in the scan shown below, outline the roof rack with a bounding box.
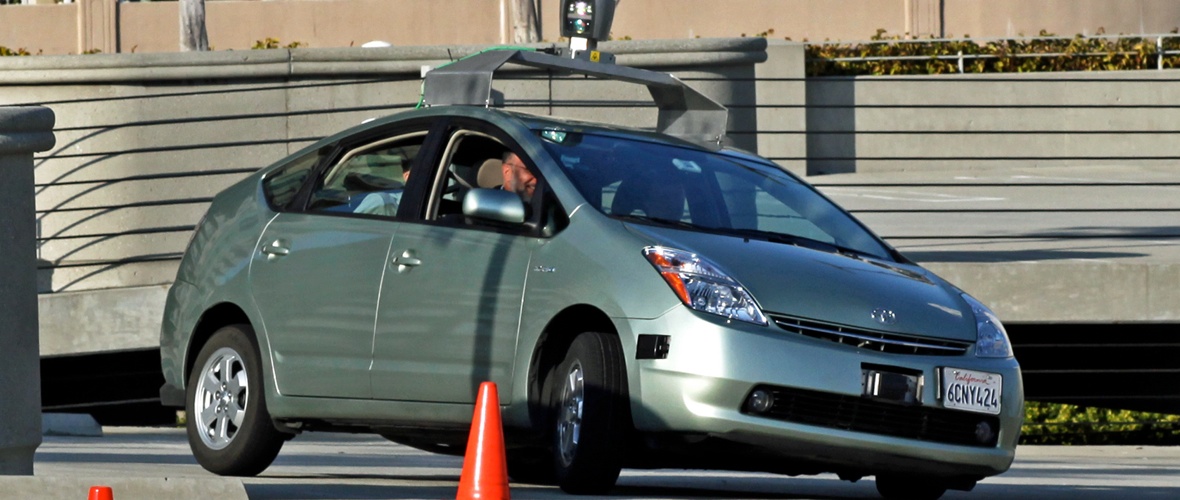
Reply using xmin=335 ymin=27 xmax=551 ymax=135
xmin=421 ymin=49 xmax=729 ymax=146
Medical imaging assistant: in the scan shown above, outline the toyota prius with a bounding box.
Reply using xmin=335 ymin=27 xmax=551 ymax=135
xmin=159 ymin=50 xmax=1022 ymax=500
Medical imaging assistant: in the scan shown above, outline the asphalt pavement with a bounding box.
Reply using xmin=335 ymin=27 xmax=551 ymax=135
xmin=22 ymin=426 xmax=1180 ymax=499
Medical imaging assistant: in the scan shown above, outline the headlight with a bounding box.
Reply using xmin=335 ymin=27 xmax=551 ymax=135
xmin=642 ymin=246 xmax=767 ymax=326
xmin=962 ymin=293 xmax=1013 ymax=358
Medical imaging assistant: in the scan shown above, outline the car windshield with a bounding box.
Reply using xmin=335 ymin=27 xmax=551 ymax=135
xmin=538 ymin=130 xmax=895 ymax=261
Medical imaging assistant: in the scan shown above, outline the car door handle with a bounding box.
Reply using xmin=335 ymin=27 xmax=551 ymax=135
xmin=261 ymin=240 xmax=290 ymax=261
xmin=391 ymin=250 xmax=421 ymax=272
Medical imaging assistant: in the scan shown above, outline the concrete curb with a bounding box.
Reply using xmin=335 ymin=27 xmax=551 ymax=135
xmin=41 ymin=413 xmax=103 ymax=438
xmin=0 ymin=476 xmax=247 ymax=500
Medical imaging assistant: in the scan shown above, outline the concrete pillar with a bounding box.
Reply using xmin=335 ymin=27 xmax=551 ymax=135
xmin=77 ymin=0 xmax=119 ymax=54
xmin=0 ymin=106 xmax=55 ymax=475
xmin=755 ymin=41 xmax=807 ymax=176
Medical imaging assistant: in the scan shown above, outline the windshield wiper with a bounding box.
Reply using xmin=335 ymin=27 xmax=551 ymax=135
xmin=721 ymin=228 xmax=874 ymax=259
xmin=613 ymin=215 xmax=876 ymax=260
xmin=612 ymin=214 xmax=718 ymax=232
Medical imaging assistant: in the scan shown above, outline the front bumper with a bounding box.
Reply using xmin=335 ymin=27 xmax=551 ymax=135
xmin=624 ymin=306 xmax=1023 ymax=478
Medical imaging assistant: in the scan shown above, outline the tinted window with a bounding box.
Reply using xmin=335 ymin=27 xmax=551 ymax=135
xmin=540 ymin=131 xmax=894 ymax=261
xmin=263 ymin=149 xmax=324 ymax=210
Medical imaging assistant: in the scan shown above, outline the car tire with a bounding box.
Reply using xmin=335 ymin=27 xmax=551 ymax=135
xmin=875 ymin=475 xmax=948 ymax=500
xmin=186 ymin=324 xmax=285 ymax=476
xmin=550 ymin=332 xmax=629 ymax=494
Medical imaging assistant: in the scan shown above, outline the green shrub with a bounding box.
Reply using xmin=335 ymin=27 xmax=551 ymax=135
xmin=802 ymin=28 xmax=1180 ymax=76
xmin=252 ymin=38 xmax=305 ymax=50
xmin=1021 ymin=401 xmax=1180 ymax=445
xmin=0 ymin=46 xmax=31 ymax=56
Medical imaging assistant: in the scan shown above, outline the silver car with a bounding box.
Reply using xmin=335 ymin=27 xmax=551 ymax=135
xmin=159 ymin=65 xmax=1022 ymax=499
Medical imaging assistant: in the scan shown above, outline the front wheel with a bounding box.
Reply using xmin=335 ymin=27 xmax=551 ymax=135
xmin=186 ymin=324 xmax=285 ymax=476
xmin=549 ymin=332 xmax=630 ymax=494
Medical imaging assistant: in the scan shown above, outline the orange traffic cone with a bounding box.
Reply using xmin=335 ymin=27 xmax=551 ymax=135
xmin=88 ymin=485 xmax=114 ymax=500
xmin=456 ymin=381 xmax=510 ymax=500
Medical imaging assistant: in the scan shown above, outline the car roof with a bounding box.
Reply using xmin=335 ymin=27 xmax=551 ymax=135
xmin=348 ymin=105 xmax=717 ymax=152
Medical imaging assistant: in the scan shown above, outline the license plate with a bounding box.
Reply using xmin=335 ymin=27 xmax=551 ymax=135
xmin=941 ymin=367 xmax=1002 ymax=414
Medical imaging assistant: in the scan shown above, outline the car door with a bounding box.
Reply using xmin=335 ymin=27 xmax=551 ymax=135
xmin=249 ymin=124 xmax=434 ymax=399
xmin=370 ymin=125 xmax=543 ymax=402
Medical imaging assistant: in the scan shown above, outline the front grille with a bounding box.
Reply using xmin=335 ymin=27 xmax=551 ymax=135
xmin=768 ymin=314 xmax=971 ymax=356
xmin=747 ymin=385 xmax=999 ymax=447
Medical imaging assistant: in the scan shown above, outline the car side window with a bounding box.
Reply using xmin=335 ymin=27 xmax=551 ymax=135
xmin=427 ymin=131 xmax=516 ymax=222
xmin=262 ymin=148 xmax=325 ymax=211
xmin=306 ymin=132 xmax=427 ymax=218
xmin=422 ymin=128 xmax=562 ymax=235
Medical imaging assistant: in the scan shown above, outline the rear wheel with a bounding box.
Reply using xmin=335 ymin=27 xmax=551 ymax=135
xmin=549 ymin=332 xmax=629 ymax=494
xmin=186 ymin=324 xmax=285 ymax=476
xmin=875 ymin=475 xmax=948 ymax=500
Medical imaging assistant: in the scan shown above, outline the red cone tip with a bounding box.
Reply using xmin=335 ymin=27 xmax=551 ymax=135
xmin=88 ymin=485 xmax=114 ymax=500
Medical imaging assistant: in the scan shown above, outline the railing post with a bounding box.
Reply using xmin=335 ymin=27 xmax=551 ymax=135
xmin=0 ymin=106 xmax=55 ymax=475
xmin=1158 ymin=36 xmax=1164 ymax=70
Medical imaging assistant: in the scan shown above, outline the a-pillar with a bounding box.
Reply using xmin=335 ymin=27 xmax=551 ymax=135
xmin=0 ymin=107 xmax=55 ymax=475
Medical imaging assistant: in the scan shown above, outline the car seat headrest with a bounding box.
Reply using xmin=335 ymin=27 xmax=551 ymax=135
xmin=477 ymin=158 xmax=504 ymax=189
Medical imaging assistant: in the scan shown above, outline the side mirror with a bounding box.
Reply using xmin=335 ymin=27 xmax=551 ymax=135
xmin=463 ymin=188 xmax=526 ymax=224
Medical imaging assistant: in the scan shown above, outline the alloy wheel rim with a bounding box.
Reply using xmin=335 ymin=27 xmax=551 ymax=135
xmin=556 ymin=361 xmax=585 ymax=466
xmin=193 ymin=347 xmax=249 ymax=450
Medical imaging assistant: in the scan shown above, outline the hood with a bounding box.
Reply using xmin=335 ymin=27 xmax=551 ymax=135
xmin=626 ymin=224 xmax=977 ymax=341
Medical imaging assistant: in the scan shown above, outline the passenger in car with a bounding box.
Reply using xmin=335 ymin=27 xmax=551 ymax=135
xmin=353 ymin=158 xmax=412 ymax=217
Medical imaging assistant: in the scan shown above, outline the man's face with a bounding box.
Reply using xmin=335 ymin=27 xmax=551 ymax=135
xmin=502 ymin=153 xmax=537 ymax=200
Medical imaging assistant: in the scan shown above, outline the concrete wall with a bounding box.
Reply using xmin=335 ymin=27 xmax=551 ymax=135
xmin=121 ymin=0 xmax=514 ymax=54
xmin=801 ymin=67 xmax=1180 ymax=322
xmin=0 ymin=4 xmax=77 ymax=55
xmin=804 ymin=70 xmax=1180 ymax=175
xmin=0 ymin=38 xmax=766 ymax=355
xmin=5 ymin=0 xmax=1180 ymax=55
xmin=755 ymin=40 xmax=806 ymax=175
xmin=944 ymin=0 xmax=1180 ymax=39
xmin=799 ymin=68 xmax=1180 ymax=323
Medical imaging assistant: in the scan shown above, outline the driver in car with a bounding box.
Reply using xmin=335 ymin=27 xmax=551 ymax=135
xmin=501 ymin=152 xmax=536 ymax=200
